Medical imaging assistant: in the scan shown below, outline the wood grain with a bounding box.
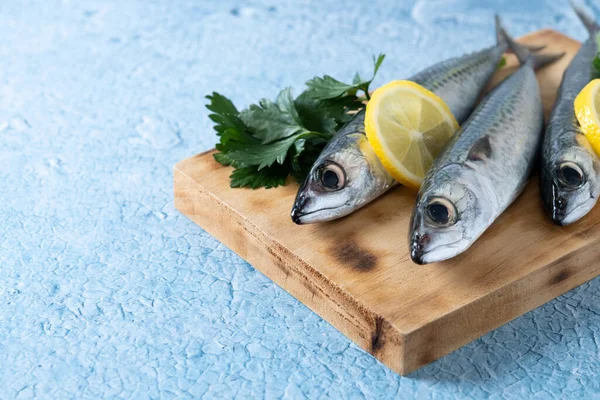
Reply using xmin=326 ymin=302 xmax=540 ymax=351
xmin=174 ymin=30 xmax=599 ymax=375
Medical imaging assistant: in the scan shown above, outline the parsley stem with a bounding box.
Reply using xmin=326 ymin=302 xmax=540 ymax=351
xmin=362 ymin=84 xmax=371 ymax=101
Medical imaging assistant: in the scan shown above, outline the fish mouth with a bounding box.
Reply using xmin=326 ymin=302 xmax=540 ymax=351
xmin=549 ymin=181 xmax=568 ymax=225
xmin=409 ymin=233 xmax=429 ymax=265
xmin=554 ymin=196 xmax=596 ymax=226
xmin=549 ymin=181 xmax=595 ymax=226
xmin=290 ymin=204 xmax=348 ymax=224
xmin=410 ymin=234 xmax=466 ymax=264
xmin=290 ymin=206 xmax=304 ymax=224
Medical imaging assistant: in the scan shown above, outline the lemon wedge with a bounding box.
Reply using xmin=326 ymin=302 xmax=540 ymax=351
xmin=574 ymin=78 xmax=600 ymax=156
xmin=365 ymin=80 xmax=459 ymax=189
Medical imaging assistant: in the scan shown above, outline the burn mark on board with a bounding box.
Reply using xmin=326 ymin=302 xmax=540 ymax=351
xmin=266 ymin=243 xmax=292 ymax=278
xmin=371 ymin=316 xmax=385 ymax=353
xmin=332 ymin=236 xmax=378 ymax=271
xmin=267 ymin=242 xmax=324 ymax=300
xmin=550 ymin=268 xmax=571 ymax=285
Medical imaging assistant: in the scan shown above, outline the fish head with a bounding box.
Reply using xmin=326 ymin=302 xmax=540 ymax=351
xmin=409 ymin=165 xmax=495 ymax=264
xmin=291 ymin=133 xmax=392 ymax=224
xmin=541 ymin=138 xmax=600 ymax=226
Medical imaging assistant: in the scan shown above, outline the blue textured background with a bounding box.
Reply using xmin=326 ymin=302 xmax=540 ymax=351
xmin=2 ymin=0 xmax=600 ymax=398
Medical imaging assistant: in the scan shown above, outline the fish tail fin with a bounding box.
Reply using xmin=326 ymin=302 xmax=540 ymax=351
xmin=529 ymin=52 xmax=566 ymax=70
xmin=498 ymin=17 xmax=565 ymax=69
xmin=524 ymin=43 xmax=547 ymax=53
xmin=495 ymin=14 xmax=509 ymax=48
xmin=495 ymin=14 xmax=545 ymax=52
xmin=571 ymin=0 xmax=599 ymax=35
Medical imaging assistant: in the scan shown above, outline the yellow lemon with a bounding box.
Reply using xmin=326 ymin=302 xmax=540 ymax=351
xmin=365 ymin=80 xmax=459 ymax=189
xmin=574 ymin=78 xmax=600 ymax=156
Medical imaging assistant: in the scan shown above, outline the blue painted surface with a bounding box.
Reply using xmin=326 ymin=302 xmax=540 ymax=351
xmin=1 ymin=0 xmax=599 ymax=398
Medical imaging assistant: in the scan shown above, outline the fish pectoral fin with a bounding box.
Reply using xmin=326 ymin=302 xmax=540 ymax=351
xmin=467 ymin=135 xmax=493 ymax=162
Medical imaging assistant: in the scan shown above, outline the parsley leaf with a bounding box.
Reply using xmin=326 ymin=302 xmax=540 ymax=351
xmin=205 ymin=53 xmax=386 ymax=189
xmin=240 ymin=88 xmax=307 ymax=143
xmin=305 ymin=53 xmax=385 ymax=100
xmin=297 ymin=94 xmax=364 ymax=128
xmin=593 ymin=32 xmax=600 ymax=79
xmin=230 ymin=165 xmax=289 ymax=189
xmin=290 ymin=140 xmax=323 ymax=183
xmin=496 ymin=56 xmax=506 ymax=70
xmin=206 ymin=92 xmax=246 ymax=134
xmin=226 ymin=132 xmax=322 ymax=170
xmin=294 ymin=93 xmax=338 ymax=135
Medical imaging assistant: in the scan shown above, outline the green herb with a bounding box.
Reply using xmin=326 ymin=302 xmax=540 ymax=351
xmin=304 ymin=54 xmax=385 ymax=101
xmin=206 ymin=54 xmax=385 ymax=189
xmin=593 ymin=32 xmax=600 ymax=78
xmin=230 ymin=165 xmax=289 ymax=189
xmin=592 ymin=32 xmax=600 ymax=78
xmin=593 ymin=57 xmax=600 ymax=78
xmin=496 ymin=56 xmax=506 ymax=70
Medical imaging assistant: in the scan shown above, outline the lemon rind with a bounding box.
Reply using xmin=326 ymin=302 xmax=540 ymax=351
xmin=575 ymin=79 xmax=600 ymax=157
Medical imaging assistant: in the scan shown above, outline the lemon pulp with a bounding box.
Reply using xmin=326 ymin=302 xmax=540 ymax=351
xmin=574 ymin=78 xmax=600 ymax=156
xmin=365 ymin=80 xmax=459 ymax=189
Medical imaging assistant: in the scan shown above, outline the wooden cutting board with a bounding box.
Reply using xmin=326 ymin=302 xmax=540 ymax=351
xmin=174 ymin=30 xmax=600 ymax=375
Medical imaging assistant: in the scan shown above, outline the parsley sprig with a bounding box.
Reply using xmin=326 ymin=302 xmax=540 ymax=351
xmin=593 ymin=32 xmax=600 ymax=78
xmin=206 ymin=54 xmax=385 ymax=189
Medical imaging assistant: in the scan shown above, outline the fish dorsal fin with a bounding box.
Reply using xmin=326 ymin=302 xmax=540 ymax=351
xmin=571 ymin=1 xmax=599 ymax=35
xmin=467 ymin=135 xmax=492 ymax=162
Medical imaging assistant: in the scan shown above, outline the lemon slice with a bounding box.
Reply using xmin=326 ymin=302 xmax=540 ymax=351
xmin=365 ymin=80 xmax=459 ymax=189
xmin=574 ymin=78 xmax=600 ymax=156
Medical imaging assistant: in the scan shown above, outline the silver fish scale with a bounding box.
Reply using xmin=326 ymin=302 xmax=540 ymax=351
xmin=422 ymin=64 xmax=543 ymax=211
xmin=315 ymin=110 xmax=367 ymax=163
xmin=410 ymin=46 xmax=506 ymax=123
xmin=338 ymin=110 xmax=366 ymax=136
xmin=542 ymin=37 xmax=597 ymax=159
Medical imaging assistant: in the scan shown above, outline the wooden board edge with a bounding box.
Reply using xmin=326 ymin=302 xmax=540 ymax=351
xmin=173 ymin=161 xmax=412 ymax=375
xmin=175 ymin=151 xmax=600 ymax=375
xmin=401 ymin=239 xmax=600 ymax=374
xmin=521 ymin=28 xmax=567 ymax=39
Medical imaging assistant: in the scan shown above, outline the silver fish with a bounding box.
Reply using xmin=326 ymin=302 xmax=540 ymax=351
xmin=409 ymin=33 xmax=563 ymax=264
xmin=291 ymin=17 xmax=529 ymax=224
xmin=540 ymin=3 xmax=600 ymax=226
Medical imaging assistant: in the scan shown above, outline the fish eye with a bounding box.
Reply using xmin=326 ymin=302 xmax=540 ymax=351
xmin=425 ymin=197 xmax=457 ymax=227
xmin=317 ymin=162 xmax=345 ymax=191
xmin=557 ymin=162 xmax=585 ymax=189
